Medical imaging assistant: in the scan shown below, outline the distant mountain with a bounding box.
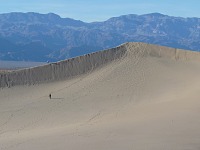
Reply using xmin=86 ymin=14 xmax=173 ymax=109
xmin=0 ymin=12 xmax=200 ymax=61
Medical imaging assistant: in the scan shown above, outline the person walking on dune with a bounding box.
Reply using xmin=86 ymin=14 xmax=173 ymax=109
xmin=49 ymin=94 xmax=52 ymax=99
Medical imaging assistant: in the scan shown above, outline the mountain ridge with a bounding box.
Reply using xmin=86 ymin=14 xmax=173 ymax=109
xmin=0 ymin=12 xmax=200 ymax=61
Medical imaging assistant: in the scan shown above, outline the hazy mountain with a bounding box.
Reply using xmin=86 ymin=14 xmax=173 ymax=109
xmin=0 ymin=12 xmax=200 ymax=61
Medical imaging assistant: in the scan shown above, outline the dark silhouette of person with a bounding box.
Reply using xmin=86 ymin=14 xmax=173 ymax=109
xmin=49 ymin=94 xmax=51 ymax=99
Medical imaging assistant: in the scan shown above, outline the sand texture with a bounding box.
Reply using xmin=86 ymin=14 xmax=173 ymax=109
xmin=1 ymin=42 xmax=200 ymax=149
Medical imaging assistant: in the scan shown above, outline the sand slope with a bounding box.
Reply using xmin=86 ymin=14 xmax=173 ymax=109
xmin=1 ymin=42 xmax=200 ymax=149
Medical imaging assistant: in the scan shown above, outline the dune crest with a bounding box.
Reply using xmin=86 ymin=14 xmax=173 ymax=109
xmin=1 ymin=42 xmax=200 ymax=88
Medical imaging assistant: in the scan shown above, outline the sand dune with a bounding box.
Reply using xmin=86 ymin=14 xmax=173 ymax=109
xmin=1 ymin=42 xmax=200 ymax=149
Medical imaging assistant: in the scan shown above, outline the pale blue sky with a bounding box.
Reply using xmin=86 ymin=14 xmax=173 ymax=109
xmin=0 ymin=0 xmax=199 ymax=22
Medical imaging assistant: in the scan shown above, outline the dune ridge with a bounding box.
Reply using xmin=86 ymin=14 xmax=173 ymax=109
xmin=1 ymin=42 xmax=200 ymax=88
xmin=0 ymin=44 xmax=126 ymax=88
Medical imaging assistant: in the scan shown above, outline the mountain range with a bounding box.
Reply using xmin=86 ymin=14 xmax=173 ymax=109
xmin=0 ymin=12 xmax=200 ymax=62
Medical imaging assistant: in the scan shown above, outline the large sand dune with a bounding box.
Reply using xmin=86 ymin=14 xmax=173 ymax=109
xmin=1 ymin=42 xmax=200 ymax=149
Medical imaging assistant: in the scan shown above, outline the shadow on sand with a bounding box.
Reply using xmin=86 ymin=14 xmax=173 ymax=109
xmin=51 ymin=98 xmax=64 ymax=100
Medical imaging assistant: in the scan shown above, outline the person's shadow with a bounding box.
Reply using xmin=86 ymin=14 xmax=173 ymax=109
xmin=51 ymin=97 xmax=64 ymax=100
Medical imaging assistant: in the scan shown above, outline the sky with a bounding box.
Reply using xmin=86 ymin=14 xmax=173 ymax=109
xmin=0 ymin=0 xmax=199 ymax=22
